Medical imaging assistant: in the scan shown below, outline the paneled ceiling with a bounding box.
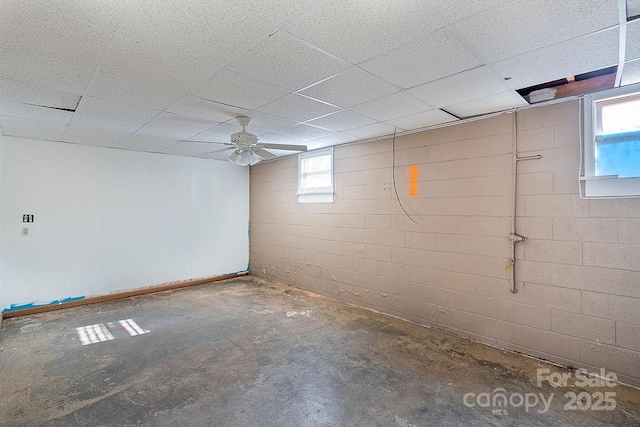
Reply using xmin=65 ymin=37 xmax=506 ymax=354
xmin=0 ymin=0 xmax=638 ymax=160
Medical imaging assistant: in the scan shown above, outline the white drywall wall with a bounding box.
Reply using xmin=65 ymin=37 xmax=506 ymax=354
xmin=0 ymin=136 xmax=249 ymax=311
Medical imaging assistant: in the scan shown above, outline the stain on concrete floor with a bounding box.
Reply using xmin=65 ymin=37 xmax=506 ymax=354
xmin=1 ymin=277 xmax=638 ymax=426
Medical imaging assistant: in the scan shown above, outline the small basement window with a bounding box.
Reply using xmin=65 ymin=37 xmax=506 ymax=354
xmin=582 ymin=85 xmax=640 ymax=197
xmin=298 ymin=147 xmax=334 ymax=203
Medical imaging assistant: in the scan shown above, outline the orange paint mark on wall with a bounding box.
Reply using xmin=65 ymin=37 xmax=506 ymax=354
xmin=408 ymin=165 xmax=419 ymax=198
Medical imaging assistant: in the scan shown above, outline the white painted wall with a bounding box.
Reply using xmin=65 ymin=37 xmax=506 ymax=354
xmin=0 ymin=136 xmax=249 ymax=311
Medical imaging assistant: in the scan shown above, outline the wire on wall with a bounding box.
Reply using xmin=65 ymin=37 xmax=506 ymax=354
xmin=391 ymin=129 xmax=419 ymax=224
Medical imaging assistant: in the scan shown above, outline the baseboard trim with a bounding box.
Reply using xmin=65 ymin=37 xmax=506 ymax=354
xmin=2 ymin=271 xmax=249 ymax=319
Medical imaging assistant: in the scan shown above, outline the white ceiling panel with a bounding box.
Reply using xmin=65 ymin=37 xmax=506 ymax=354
xmin=445 ymin=91 xmax=528 ymax=118
xmin=0 ymin=2 xmax=114 ymax=68
xmin=306 ymin=132 xmax=357 ymax=149
xmin=254 ymin=133 xmax=301 ymax=145
xmin=300 ymin=68 xmax=399 ymax=108
xmin=69 ymin=113 xmax=141 ymax=134
xmin=0 ymin=116 xmax=68 ymax=140
xmin=426 ymin=0 xmax=501 ymax=24
xmin=63 ymin=127 xmax=128 ymax=147
xmin=122 ymin=1 xmax=276 ymax=68
xmin=117 ymin=135 xmax=179 ymax=153
xmin=234 ymin=0 xmax=319 ymax=28
xmin=228 ymin=32 xmax=349 ymax=91
xmin=360 ymin=28 xmax=482 ymax=89
xmin=87 ymin=73 xmax=186 ymax=111
xmin=37 ymin=0 xmax=129 ymax=31
xmin=277 ymin=123 xmax=334 ymax=140
xmin=0 ymin=100 xmax=73 ymax=124
xmin=148 ymin=112 xmax=219 ymax=133
xmin=627 ymin=19 xmax=640 ymax=62
xmin=386 ymin=109 xmax=458 ymax=130
xmin=306 ymin=110 xmax=375 ymax=131
xmin=192 ymin=123 xmax=247 ymax=143
xmin=0 ymin=46 xmax=93 ymax=95
xmin=102 ymin=34 xmax=223 ymax=93
xmin=350 ymin=92 xmax=432 ymax=122
xmin=408 ymin=66 xmax=508 ymax=108
xmin=628 ymin=0 xmax=640 ymax=18
xmin=133 ymin=125 xmax=196 ymax=141
xmin=344 ymin=122 xmax=397 ymax=140
xmin=455 ymin=0 xmax=619 ymax=63
xmin=75 ymin=96 xmax=160 ymax=124
xmin=0 ymin=78 xmax=80 ymax=110
xmin=234 ymin=111 xmax=298 ymax=134
xmin=494 ymin=28 xmax=619 ymax=90
xmin=193 ymin=69 xmax=290 ymax=110
xmin=168 ymin=96 xmax=246 ymax=123
xmin=258 ymin=94 xmax=340 ymax=122
xmin=621 ymin=59 xmax=640 ymax=86
xmin=287 ymin=0 xmax=445 ymax=64
xmin=162 ymin=141 xmax=222 ymax=157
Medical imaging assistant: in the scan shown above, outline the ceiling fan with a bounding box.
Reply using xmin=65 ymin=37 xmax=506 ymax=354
xmin=192 ymin=116 xmax=307 ymax=166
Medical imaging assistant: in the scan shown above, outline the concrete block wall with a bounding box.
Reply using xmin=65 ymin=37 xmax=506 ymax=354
xmin=249 ymin=100 xmax=640 ymax=387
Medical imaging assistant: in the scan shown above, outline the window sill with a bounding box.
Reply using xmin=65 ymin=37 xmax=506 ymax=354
xmin=298 ymin=193 xmax=334 ymax=203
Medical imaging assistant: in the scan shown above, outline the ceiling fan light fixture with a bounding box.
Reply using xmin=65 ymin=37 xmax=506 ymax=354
xmin=228 ymin=148 xmax=255 ymax=166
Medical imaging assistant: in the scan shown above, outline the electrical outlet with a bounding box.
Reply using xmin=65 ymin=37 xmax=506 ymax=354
xmin=22 ymin=227 xmax=29 ymax=236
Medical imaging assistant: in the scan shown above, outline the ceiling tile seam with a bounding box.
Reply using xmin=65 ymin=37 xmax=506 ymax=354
xmin=615 ymin=0 xmax=629 ymax=87
xmin=282 ymin=31 xmax=354 ymax=66
xmin=272 ymin=0 xmax=336 ymax=33
xmin=67 ymin=0 xmax=139 ymax=141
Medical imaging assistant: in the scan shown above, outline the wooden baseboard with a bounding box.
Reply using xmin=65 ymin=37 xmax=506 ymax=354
xmin=2 ymin=272 xmax=250 ymax=319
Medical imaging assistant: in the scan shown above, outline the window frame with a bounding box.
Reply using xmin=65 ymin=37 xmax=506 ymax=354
xmin=582 ymin=85 xmax=640 ymax=198
xmin=297 ymin=147 xmax=334 ymax=203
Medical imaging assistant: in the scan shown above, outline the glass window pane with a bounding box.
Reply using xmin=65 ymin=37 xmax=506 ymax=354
xmin=600 ymin=96 xmax=640 ymax=135
xmin=596 ymin=138 xmax=640 ymax=178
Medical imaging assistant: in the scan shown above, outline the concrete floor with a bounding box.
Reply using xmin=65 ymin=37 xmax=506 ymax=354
xmin=1 ymin=277 xmax=638 ymax=426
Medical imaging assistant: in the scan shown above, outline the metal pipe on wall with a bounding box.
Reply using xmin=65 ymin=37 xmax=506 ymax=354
xmin=508 ymin=112 xmax=542 ymax=293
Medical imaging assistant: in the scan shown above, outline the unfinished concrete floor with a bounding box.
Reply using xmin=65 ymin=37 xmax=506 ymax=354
xmin=1 ymin=277 xmax=639 ymax=426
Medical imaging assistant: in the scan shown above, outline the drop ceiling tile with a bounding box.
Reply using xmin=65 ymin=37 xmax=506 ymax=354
xmin=277 ymin=123 xmax=334 ymax=140
xmin=445 ymin=91 xmax=528 ymax=118
xmin=426 ymin=0 xmax=501 ymax=24
xmin=168 ymin=96 xmax=247 ymax=123
xmin=350 ymin=92 xmax=432 ymax=122
xmin=361 ymin=28 xmax=482 ymax=89
xmin=627 ymin=20 xmax=640 ymax=61
xmin=75 ymin=96 xmax=160 ymax=124
xmin=117 ymin=135 xmax=179 ymax=153
xmin=287 ymin=0 xmax=445 ymax=64
xmin=494 ymin=28 xmax=619 ymax=90
xmin=123 ymin=1 xmax=276 ymax=68
xmin=239 ymin=111 xmax=298 ymax=134
xmin=300 ymin=68 xmax=399 ymax=108
xmin=306 ymin=110 xmax=376 ymax=131
xmin=258 ymin=94 xmax=340 ymax=122
xmin=0 ymin=78 xmax=80 ymax=110
xmin=621 ymin=59 xmax=640 ymax=86
xmin=102 ymin=34 xmax=223 ymax=93
xmin=386 ymin=109 xmax=458 ymax=130
xmin=408 ymin=66 xmax=508 ymax=108
xmin=0 ymin=100 xmax=73 ymax=124
xmin=133 ymin=125 xmax=197 ymax=141
xmin=228 ymin=32 xmax=349 ymax=91
xmin=193 ymin=69 xmax=290 ymax=110
xmin=193 ymin=123 xmax=246 ymax=143
xmin=0 ymin=2 xmax=114 ymax=68
xmin=63 ymin=127 xmax=128 ymax=147
xmin=0 ymin=46 xmax=93 ymax=95
xmin=162 ymin=142 xmax=222 ymax=157
xmin=233 ymin=0 xmax=318 ymax=28
xmin=70 ymin=113 xmax=142 ymax=134
xmin=455 ymin=0 xmax=619 ymax=63
xmin=86 ymin=73 xmax=186 ymax=110
xmin=0 ymin=116 xmax=68 ymax=140
xmin=37 ymin=0 xmax=129 ymax=31
xmin=148 ymin=112 xmax=219 ymax=133
xmin=254 ymin=133 xmax=300 ymax=145
xmin=628 ymin=0 xmax=640 ymax=18
xmin=344 ymin=122 xmax=398 ymax=139
xmin=306 ymin=132 xmax=357 ymax=149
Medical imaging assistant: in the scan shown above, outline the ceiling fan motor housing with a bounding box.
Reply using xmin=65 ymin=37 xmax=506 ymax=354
xmin=231 ymin=131 xmax=258 ymax=149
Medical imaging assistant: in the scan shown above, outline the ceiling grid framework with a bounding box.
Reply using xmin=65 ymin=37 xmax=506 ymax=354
xmin=0 ymin=0 xmax=637 ymax=160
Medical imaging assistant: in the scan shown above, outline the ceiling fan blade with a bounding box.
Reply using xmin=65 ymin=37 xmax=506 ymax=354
xmin=253 ymin=147 xmax=277 ymax=160
xmin=258 ymin=143 xmax=307 ymax=152
xmin=204 ymin=147 xmax=236 ymax=156
xmin=180 ymin=140 xmax=234 ymax=145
